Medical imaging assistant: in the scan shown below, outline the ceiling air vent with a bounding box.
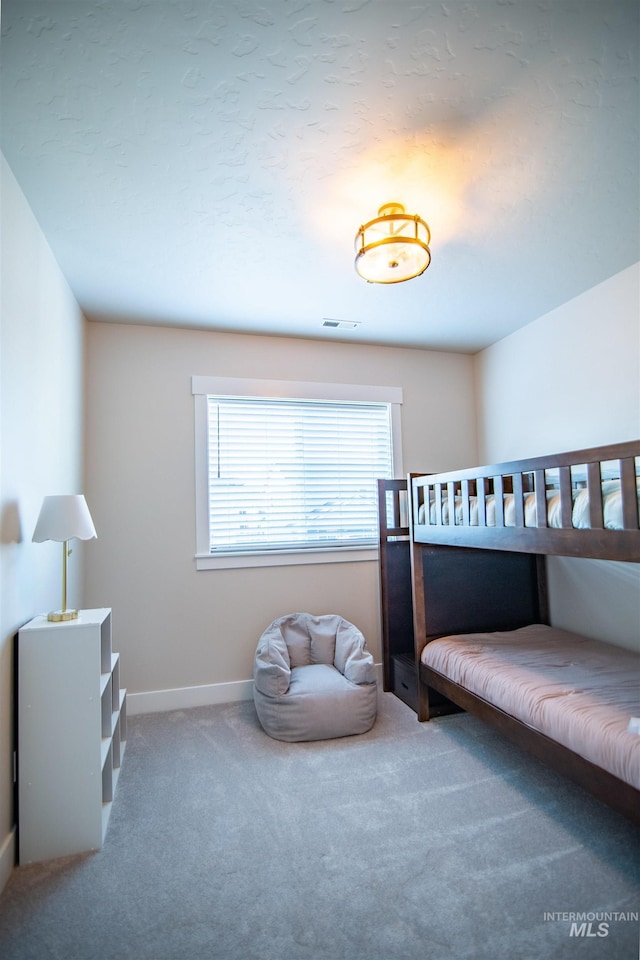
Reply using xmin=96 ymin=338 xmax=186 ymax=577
xmin=322 ymin=318 xmax=361 ymax=329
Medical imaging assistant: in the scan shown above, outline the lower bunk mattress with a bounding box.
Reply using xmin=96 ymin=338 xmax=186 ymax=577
xmin=420 ymin=624 xmax=640 ymax=789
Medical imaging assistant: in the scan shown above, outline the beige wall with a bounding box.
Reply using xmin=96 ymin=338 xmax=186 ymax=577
xmin=0 ymin=154 xmax=86 ymax=888
xmin=84 ymin=322 xmax=477 ymax=698
xmin=474 ymin=263 xmax=640 ymax=649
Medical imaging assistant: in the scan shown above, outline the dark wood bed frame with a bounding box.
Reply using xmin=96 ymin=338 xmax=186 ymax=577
xmin=377 ymin=440 xmax=640 ymax=823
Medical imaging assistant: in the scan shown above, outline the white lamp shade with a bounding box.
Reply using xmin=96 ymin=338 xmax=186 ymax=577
xmin=32 ymin=495 xmax=97 ymax=543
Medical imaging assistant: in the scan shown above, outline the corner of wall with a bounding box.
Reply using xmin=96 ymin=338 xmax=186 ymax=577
xmin=470 ymin=351 xmax=484 ymax=464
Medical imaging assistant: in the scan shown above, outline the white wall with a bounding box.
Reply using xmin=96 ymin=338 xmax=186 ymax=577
xmin=84 ymin=322 xmax=476 ymax=707
xmin=474 ymin=264 xmax=640 ymax=649
xmin=475 ymin=264 xmax=639 ymax=462
xmin=0 ymin=154 xmax=86 ymax=890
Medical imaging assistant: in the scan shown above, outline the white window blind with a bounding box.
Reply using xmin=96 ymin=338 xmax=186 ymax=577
xmin=206 ymin=396 xmax=394 ymax=554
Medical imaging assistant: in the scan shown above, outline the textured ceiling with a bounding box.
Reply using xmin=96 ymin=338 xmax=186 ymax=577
xmin=1 ymin=0 xmax=638 ymax=351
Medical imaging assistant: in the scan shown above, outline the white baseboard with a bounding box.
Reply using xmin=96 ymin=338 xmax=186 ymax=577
xmin=127 ymin=678 xmax=255 ymax=715
xmin=0 ymin=827 xmax=15 ymax=894
xmin=126 ymin=663 xmax=383 ymax=717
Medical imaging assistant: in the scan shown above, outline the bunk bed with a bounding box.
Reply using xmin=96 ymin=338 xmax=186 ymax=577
xmin=377 ymin=441 xmax=640 ymax=822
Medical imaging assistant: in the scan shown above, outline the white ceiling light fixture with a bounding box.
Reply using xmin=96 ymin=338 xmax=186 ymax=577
xmin=354 ymin=203 xmax=431 ymax=284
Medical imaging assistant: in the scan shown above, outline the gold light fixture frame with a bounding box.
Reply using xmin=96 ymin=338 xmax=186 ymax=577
xmin=354 ymin=202 xmax=431 ymax=284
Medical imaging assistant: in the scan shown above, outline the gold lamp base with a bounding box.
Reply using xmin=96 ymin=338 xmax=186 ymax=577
xmin=47 ymin=609 xmax=79 ymax=622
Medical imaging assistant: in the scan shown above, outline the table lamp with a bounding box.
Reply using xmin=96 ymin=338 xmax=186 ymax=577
xmin=32 ymin=495 xmax=97 ymax=621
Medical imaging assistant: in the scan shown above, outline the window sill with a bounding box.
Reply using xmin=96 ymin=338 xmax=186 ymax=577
xmin=195 ymin=546 xmax=379 ymax=570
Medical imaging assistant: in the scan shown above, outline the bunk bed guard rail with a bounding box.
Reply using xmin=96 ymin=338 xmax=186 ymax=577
xmin=410 ymin=440 xmax=640 ymax=561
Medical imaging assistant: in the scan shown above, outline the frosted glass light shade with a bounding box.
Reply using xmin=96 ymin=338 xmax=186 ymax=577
xmin=354 ymin=202 xmax=431 ymax=284
xmin=33 ymin=495 xmax=97 ymax=543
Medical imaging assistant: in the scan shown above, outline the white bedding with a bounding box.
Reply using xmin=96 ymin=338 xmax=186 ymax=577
xmin=419 ymin=478 xmax=639 ymax=530
xmin=421 ymin=624 xmax=640 ymax=789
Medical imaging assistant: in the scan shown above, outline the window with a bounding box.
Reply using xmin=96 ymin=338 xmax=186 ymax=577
xmin=193 ymin=377 xmax=403 ymax=569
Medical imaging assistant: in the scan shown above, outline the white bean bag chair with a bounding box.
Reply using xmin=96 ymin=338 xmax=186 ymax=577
xmin=253 ymin=612 xmax=377 ymax=742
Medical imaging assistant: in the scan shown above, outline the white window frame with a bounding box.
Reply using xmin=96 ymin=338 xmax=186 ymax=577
xmin=192 ymin=376 xmax=403 ymax=570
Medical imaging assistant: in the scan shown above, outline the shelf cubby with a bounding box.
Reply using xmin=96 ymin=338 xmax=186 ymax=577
xmin=18 ymin=608 xmax=127 ymax=864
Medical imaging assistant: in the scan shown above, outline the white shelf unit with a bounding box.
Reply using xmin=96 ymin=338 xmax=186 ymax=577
xmin=18 ymin=608 xmax=127 ymax=864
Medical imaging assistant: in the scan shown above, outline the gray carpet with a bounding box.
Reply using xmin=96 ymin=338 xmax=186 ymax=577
xmin=0 ymin=690 xmax=638 ymax=960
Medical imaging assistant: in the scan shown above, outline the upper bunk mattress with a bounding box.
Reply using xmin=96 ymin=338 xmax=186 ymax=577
xmin=421 ymin=624 xmax=640 ymax=789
